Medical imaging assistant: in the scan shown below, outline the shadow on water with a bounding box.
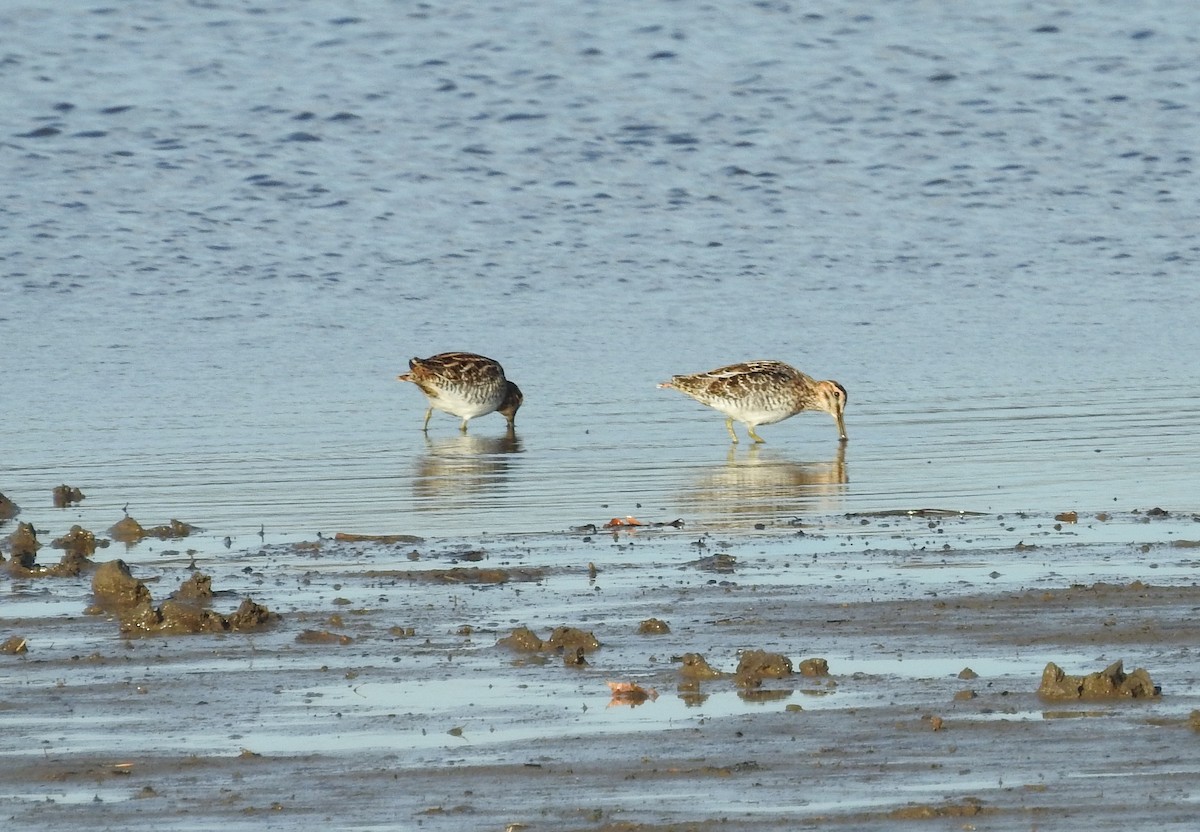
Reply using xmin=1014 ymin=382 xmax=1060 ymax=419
xmin=678 ymin=442 xmax=848 ymax=521
xmin=410 ymin=427 xmax=524 ymax=507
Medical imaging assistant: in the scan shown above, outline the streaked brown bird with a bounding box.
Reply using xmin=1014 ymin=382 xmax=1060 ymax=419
xmin=397 ymin=352 xmax=523 ymax=432
xmin=658 ymin=360 xmax=847 ymax=443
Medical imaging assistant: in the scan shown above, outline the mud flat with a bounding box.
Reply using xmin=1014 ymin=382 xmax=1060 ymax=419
xmin=3 ymin=509 xmax=1200 ymax=830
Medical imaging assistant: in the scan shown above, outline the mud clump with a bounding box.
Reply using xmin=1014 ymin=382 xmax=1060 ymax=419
xmin=172 ymin=572 xmax=213 ymax=601
xmin=91 ymin=559 xmax=153 ymax=610
xmin=497 ymin=625 xmax=600 ymax=655
xmin=0 ymin=492 xmax=18 ymax=521
xmin=1 ymin=636 xmax=29 ymax=655
xmin=497 ymin=626 xmax=545 ymax=651
xmin=735 ymin=649 xmax=793 ymax=688
xmin=563 ymin=647 xmax=588 ymax=667
xmin=91 ymin=561 xmax=276 ymax=636
xmin=108 ymin=515 xmax=197 ymax=543
xmin=225 ymin=598 xmax=276 ymax=629
xmin=674 ymin=652 xmax=724 ymax=681
xmin=4 ymin=522 xmax=40 ymax=569
xmin=47 ymin=525 xmax=108 ymax=575
xmin=127 ymin=595 xmax=276 ymax=636
xmin=1038 ymin=660 xmax=1160 ymax=700
xmin=637 ymin=617 xmax=670 ymax=635
xmin=546 ymin=626 xmax=601 ymax=653
xmin=7 ymin=523 xmax=101 ymax=577
xmin=798 ymin=657 xmax=830 ymax=677
xmin=693 ymin=553 xmax=737 ymax=573
xmin=52 ymin=484 xmax=86 ymax=507
xmin=296 ymin=629 xmax=353 ymax=645
xmin=52 ymin=525 xmax=103 ymax=558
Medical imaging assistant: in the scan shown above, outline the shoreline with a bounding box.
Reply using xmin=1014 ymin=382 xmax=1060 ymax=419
xmin=4 ymin=510 xmax=1200 ymax=828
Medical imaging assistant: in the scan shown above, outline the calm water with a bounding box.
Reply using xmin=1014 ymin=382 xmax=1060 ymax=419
xmin=3 ymin=0 xmax=1199 ymax=555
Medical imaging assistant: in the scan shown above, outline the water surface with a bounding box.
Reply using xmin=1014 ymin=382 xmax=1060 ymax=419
xmin=2 ymin=0 xmax=1199 ymax=554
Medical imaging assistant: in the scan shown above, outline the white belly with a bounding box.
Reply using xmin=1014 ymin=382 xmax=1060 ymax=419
xmin=429 ymin=388 xmax=502 ymax=420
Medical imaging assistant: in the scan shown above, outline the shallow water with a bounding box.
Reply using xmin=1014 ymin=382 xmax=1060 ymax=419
xmin=4 ymin=1 xmax=1200 ymax=553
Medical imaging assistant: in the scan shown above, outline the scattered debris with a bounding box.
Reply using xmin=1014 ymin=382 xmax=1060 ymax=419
xmin=607 ymin=680 xmax=658 ymax=706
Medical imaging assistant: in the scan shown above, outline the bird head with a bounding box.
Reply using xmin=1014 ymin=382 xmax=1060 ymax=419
xmin=498 ymin=381 xmax=523 ymax=426
xmin=816 ymin=380 xmax=848 ymax=441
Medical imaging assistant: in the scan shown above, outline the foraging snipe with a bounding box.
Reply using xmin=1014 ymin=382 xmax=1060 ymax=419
xmin=659 ymin=360 xmax=847 ymax=443
xmin=397 ymin=352 xmax=523 ymax=432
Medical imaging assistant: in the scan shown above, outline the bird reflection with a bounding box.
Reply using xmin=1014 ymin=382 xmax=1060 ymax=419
xmin=679 ymin=443 xmax=848 ymax=520
xmin=411 ymin=427 xmax=523 ymax=506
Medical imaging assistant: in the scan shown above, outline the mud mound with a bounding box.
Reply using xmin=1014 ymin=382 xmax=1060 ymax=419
xmin=497 ymin=625 xmax=601 ymax=654
xmin=0 ymin=492 xmax=18 ymax=521
xmin=734 ymin=649 xmax=793 ymax=688
xmin=90 ymin=560 xmax=276 ymax=636
xmin=1038 ymin=660 xmax=1160 ymax=700
xmin=5 ymin=523 xmax=100 ymax=576
xmin=91 ymin=559 xmax=153 ymax=610
xmin=52 ymin=484 xmax=85 ymax=507
xmin=108 ymin=515 xmax=197 ymax=543
xmin=674 ymin=652 xmax=724 ymax=680
xmin=637 ymin=617 xmax=671 ymax=634
xmin=4 ymin=522 xmax=40 ymax=568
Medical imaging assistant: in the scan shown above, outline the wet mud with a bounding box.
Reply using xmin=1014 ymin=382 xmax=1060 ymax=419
xmin=4 ymin=508 xmax=1200 ymax=830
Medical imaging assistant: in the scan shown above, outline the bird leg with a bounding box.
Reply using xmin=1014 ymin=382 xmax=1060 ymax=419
xmin=422 ymin=408 xmax=434 ymax=431
xmin=459 ymin=418 xmax=469 ymax=433
xmin=724 ymin=417 xmax=740 ymax=443
xmin=747 ymin=425 xmax=766 ymax=444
